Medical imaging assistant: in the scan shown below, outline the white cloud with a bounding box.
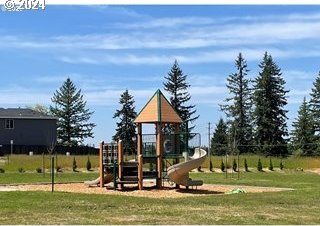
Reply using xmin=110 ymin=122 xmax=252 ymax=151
xmin=58 ymin=47 xmax=320 ymax=65
xmin=2 ymin=12 xmax=320 ymax=52
xmin=0 ymin=86 xmax=52 ymax=106
xmin=119 ymin=17 xmax=217 ymax=29
xmin=283 ymin=70 xmax=317 ymax=81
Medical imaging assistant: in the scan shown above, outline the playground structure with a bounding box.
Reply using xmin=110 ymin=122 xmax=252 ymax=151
xmin=86 ymin=90 xmax=207 ymax=190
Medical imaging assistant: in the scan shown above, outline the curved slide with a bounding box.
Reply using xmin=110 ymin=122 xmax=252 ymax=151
xmin=84 ymin=174 xmax=113 ymax=186
xmin=167 ymin=148 xmax=207 ymax=187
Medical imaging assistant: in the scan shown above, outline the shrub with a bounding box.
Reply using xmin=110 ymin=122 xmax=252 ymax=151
xmin=72 ymin=157 xmax=77 ymax=172
xmin=86 ymin=157 xmax=92 ymax=171
xmin=232 ymin=159 xmax=237 ymax=172
xmin=0 ymin=168 xmax=5 ymax=173
xmin=36 ymin=167 xmax=42 ymax=173
xmin=280 ymin=159 xmax=284 ymax=170
xmin=244 ymin=158 xmax=249 ymax=172
xmin=268 ymin=158 xmax=274 ymax=171
xmin=257 ymin=158 xmax=263 ymax=172
xmin=220 ymin=159 xmax=225 ymax=172
xmin=209 ymin=160 xmax=213 ymax=172
xmin=18 ymin=167 xmax=25 ymax=173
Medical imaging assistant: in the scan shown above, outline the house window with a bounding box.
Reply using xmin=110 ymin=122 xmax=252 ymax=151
xmin=5 ymin=119 xmax=14 ymax=129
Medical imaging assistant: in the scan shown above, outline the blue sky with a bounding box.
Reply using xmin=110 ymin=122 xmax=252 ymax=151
xmin=0 ymin=5 xmax=320 ymax=147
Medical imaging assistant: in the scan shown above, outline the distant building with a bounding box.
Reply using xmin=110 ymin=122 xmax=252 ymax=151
xmin=0 ymin=108 xmax=57 ymax=147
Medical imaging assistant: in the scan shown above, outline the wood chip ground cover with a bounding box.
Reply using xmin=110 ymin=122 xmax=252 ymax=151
xmin=0 ymin=182 xmax=293 ymax=198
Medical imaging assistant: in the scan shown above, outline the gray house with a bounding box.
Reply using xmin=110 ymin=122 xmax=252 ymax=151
xmin=0 ymin=108 xmax=57 ymax=147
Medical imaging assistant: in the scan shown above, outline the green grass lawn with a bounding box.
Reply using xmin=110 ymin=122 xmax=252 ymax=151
xmin=0 ymin=155 xmax=100 ymax=172
xmin=1 ymin=154 xmax=319 ymax=173
xmin=0 ymin=170 xmax=320 ymax=224
xmin=0 ymin=171 xmax=99 ymax=184
xmin=202 ymin=155 xmax=320 ymax=170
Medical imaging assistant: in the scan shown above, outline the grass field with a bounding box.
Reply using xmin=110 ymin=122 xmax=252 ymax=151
xmin=0 ymin=172 xmax=99 ymax=184
xmin=0 ymin=170 xmax=320 ymax=224
xmin=1 ymin=154 xmax=319 ymax=173
xmin=0 ymin=155 xmax=100 ymax=172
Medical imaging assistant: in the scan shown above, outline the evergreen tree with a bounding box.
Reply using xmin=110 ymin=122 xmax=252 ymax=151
xmin=268 ymin=158 xmax=273 ymax=171
xmin=244 ymin=158 xmax=249 ymax=172
xmin=220 ymin=159 xmax=225 ymax=172
xmin=113 ymin=89 xmax=137 ymax=154
xmin=309 ymin=72 xmax=320 ymax=134
xmin=209 ymin=160 xmax=213 ymax=172
xmin=211 ymin=118 xmax=229 ymax=155
xmin=163 ymin=60 xmax=199 ymax=133
xmin=280 ymin=159 xmax=284 ymax=170
xmin=309 ymin=72 xmax=320 ymax=155
xmin=86 ymin=157 xmax=92 ymax=171
xmin=221 ymin=53 xmax=253 ymax=154
xmin=291 ymin=97 xmax=316 ymax=156
xmin=253 ymin=52 xmax=289 ymax=156
xmin=232 ymin=159 xmax=237 ymax=172
xmin=257 ymin=158 xmax=263 ymax=171
xmin=72 ymin=157 xmax=77 ymax=172
xmin=50 ymin=78 xmax=95 ymax=146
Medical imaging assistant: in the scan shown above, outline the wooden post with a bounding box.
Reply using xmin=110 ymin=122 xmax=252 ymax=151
xmin=137 ymin=123 xmax=142 ymax=156
xmin=156 ymin=123 xmax=163 ymax=189
xmin=174 ymin=123 xmax=180 ymax=189
xmin=138 ymin=154 xmax=143 ymax=190
xmin=137 ymin=123 xmax=143 ymax=190
xmin=118 ymin=140 xmax=123 ymax=181
xmin=99 ymin=141 xmax=104 ymax=188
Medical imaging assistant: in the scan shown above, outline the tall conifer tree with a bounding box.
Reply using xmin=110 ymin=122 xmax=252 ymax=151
xmin=253 ymin=52 xmax=289 ymax=156
xmin=50 ymin=78 xmax=95 ymax=146
xmin=291 ymin=97 xmax=316 ymax=156
xmin=220 ymin=53 xmax=253 ymax=154
xmin=113 ymin=90 xmax=137 ymax=154
xmin=309 ymin=72 xmax=320 ymax=135
xmin=163 ymin=60 xmax=199 ymax=132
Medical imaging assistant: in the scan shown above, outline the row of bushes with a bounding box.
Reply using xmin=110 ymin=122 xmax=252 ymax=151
xmin=209 ymin=158 xmax=284 ymax=172
xmin=0 ymin=157 xmax=93 ymax=173
xmin=0 ymin=145 xmax=99 ymax=156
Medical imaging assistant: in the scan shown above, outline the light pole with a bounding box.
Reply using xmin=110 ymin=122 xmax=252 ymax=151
xmin=10 ymin=140 xmax=13 ymax=155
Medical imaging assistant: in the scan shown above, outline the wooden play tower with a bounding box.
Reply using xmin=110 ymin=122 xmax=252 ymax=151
xmin=98 ymin=89 xmax=189 ymax=190
xmin=134 ymin=89 xmax=183 ymax=189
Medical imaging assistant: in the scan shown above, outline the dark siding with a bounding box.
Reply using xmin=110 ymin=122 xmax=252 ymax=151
xmin=0 ymin=118 xmax=56 ymax=146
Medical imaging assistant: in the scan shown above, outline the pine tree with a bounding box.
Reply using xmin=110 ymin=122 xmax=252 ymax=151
xmin=221 ymin=53 xmax=253 ymax=154
xmin=113 ymin=89 xmax=137 ymax=154
xmin=86 ymin=157 xmax=92 ymax=171
xmin=220 ymin=159 xmax=225 ymax=172
xmin=309 ymin=72 xmax=320 ymax=155
xmin=244 ymin=158 xmax=249 ymax=172
xmin=257 ymin=158 xmax=263 ymax=172
xmin=163 ymin=60 xmax=199 ymax=133
xmin=232 ymin=159 xmax=237 ymax=172
xmin=209 ymin=160 xmax=213 ymax=172
xmin=253 ymin=52 xmax=289 ymax=156
xmin=280 ymin=159 xmax=284 ymax=170
xmin=309 ymin=72 xmax=320 ymax=134
xmin=50 ymin=78 xmax=95 ymax=146
xmin=268 ymin=158 xmax=273 ymax=171
xmin=72 ymin=157 xmax=77 ymax=172
xmin=291 ymin=97 xmax=316 ymax=156
xmin=211 ymin=118 xmax=229 ymax=156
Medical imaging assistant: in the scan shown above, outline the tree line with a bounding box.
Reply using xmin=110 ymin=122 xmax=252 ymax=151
xmin=212 ymin=52 xmax=320 ymax=157
xmin=40 ymin=52 xmax=320 ymax=157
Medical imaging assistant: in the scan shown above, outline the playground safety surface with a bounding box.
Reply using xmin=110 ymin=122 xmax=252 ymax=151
xmin=1 ymin=182 xmax=293 ymax=198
